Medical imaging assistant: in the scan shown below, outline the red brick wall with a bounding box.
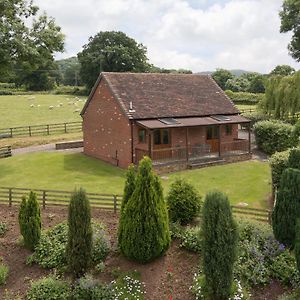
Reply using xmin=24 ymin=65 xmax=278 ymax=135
xmin=82 ymin=79 xmax=132 ymax=168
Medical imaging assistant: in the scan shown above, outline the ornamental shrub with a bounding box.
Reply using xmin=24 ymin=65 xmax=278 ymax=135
xmin=166 ymin=178 xmax=202 ymax=225
xmin=0 ymin=222 xmax=7 ymax=237
xmin=202 ymin=191 xmax=238 ymax=300
xmin=72 ymin=275 xmax=114 ymax=299
xmin=225 ymin=90 xmax=264 ymax=104
xmin=270 ymin=149 xmax=290 ymax=189
xmin=0 ymin=259 xmax=9 ymax=285
xmin=253 ymin=120 xmax=295 ymax=155
xmin=288 ymin=148 xmax=300 ymax=169
xmin=272 ymin=168 xmax=300 ymax=248
xmin=18 ymin=192 xmax=41 ymax=251
xmin=66 ymin=188 xmax=92 ymax=278
xmin=26 ymin=275 xmax=70 ymax=300
xmin=118 ymin=156 xmax=170 ymax=263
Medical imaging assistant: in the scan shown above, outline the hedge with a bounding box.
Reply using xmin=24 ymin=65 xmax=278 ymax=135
xmin=225 ymin=90 xmax=264 ymax=105
xmin=253 ymin=120 xmax=296 ymax=155
xmin=269 ymin=150 xmax=290 ymax=189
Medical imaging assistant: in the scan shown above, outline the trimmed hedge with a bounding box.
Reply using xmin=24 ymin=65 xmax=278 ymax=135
xmin=225 ymin=90 xmax=264 ymax=105
xmin=253 ymin=120 xmax=296 ymax=155
xmin=241 ymin=112 xmax=269 ymax=128
xmin=270 ymin=150 xmax=290 ymax=189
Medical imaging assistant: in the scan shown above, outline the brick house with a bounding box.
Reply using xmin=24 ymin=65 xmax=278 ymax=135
xmin=81 ymin=72 xmax=251 ymax=171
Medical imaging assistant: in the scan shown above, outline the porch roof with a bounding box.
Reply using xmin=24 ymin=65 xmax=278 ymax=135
xmin=136 ymin=114 xmax=250 ymax=129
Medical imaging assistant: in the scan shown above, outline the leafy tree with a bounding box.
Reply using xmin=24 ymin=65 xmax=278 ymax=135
xmin=56 ymin=57 xmax=82 ymax=86
xmin=225 ymin=76 xmax=249 ymax=92
xmin=270 ymin=65 xmax=296 ymax=76
xmin=202 ymin=191 xmax=238 ymax=300
xmin=166 ymin=178 xmax=202 ymax=225
xmin=245 ymin=73 xmax=266 ymax=93
xmin=295 ymin=218 xmax=300 ymax=274
xmin=18 ymin=191 xmax=41 ymax=251
xmin=118 ymin=157 xmax=170 ymax=263
xmin=279 ymin=1 xmax=300 ymax=61
xmin=263 ymin=71 xmax=300 ymax=119
xmin=78 ymin=31 xmax=149 ymax=90
xmin=212 ymin=69 xmax=234 ymax=90
xmin=66 ymin=188 xmax=92 ymax=278
xmin=272 ymin=168 xmax=300 ymax=248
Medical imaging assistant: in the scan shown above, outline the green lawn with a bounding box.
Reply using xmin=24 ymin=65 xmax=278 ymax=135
xmin=0 ymin=94 xmax=86 ymax=128
xmin=0 ymin=152 xmax=271 ymax=208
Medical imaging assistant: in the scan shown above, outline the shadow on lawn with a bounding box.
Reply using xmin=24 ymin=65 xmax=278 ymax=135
xmin=63 ymin=153 xmax=125 ymax=178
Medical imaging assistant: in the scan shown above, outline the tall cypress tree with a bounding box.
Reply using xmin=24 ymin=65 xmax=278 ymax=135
xmin=118 ymin=157 xmax=170 ymax=263
xmin=66 ymin=188 xmax=92 ymax=278
xmin=272 ymin=168 xmax=300 ymax=248
xmin=18 ymin=192 xmax=41 ymax=251
xmin=295 ymin=218 xmax=300 ymax=275
xmin=202 ymin=191 xmax=238 ymax=300
xmin=118 ymin=164 xmax=136 ymax=245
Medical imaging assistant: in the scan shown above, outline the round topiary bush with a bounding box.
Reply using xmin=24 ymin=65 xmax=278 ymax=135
xmin=167 ymin=178 xmax=202 ymax=225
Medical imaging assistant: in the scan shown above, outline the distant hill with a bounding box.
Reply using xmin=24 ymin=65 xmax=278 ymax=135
xmin=197 ymin=69 xmax=253 ymax=77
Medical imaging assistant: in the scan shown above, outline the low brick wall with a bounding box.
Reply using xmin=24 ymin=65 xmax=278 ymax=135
xmin=154 ymin=153 xmax=252 ymax=174
xmin=55 ymin=140 xmax=83 ymax=150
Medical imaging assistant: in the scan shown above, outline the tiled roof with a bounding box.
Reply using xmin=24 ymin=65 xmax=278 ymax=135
xmin=82 ymin=72 xmax=239 ymax=119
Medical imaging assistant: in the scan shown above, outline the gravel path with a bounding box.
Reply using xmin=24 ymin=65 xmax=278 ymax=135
xmin=12 ymin=143 xmax=83 ymax=155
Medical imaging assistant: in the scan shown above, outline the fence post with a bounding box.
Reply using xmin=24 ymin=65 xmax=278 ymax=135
xmin=29 ymin=126 xmax=31 ymax=137
xmin=47 ymin=125 xmax=50 ymax=135
xmin=64 ymin=123 xmax=67 ymax=133
xmin=113 ymin=195 xmax=117 ymax=213
xmin=8 ymin=188 xmax=12 ymax=207
xmin=10 ymin=128 xmax=13 ymax=138
xmin=42 ymin=190 xmax=46 ymax=209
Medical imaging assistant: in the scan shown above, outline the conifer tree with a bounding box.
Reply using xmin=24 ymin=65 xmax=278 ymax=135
xmin=272 ymin=168 xmax=300 ymax=248
xmin=18 ymin=192 xmax=41 ymax=251
xmin=66 ymin=188 xmax=92 ymax=278
xmin=202 ymin=191 xmax=238 ymax=300
xmin=118 ymin=157 xmax=170 ymax=263
xmin=288 ymin=148 xmax=300 ymax=169
xmin=295 ymin=218 xmax=300 ymax=275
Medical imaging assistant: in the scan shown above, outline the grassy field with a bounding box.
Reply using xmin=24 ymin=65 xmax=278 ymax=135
xmin=0 ymin=94 xmax=86 ymax=128
xmin=0 ymin=152 xmax=271 ymax=208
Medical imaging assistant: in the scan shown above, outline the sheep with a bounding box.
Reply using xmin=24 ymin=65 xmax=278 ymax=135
xmin=74 ymin=108 xmax=80 ymax=113
xmin=49 ymin=106 xmax=54 ymax=110
xmin=30 ymin=104 xmax=35 ymax=108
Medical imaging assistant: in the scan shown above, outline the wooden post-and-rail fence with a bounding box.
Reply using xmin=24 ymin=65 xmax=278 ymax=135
xmin=0 ymin=187 xmax=122 ymax=213
xmin=0 ymin=146 xmax=12 ymax=158
xmin=0 ymin=187 xmax=271 ymax=222
xmin=0 ymin=121 xmax=82 ymax=139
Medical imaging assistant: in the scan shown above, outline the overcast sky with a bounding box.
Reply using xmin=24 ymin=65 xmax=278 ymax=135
xmin=35 ymin=0 xmax=299 ymax=73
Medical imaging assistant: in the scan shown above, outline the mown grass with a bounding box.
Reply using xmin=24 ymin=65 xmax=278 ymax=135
xmin=0 ymin=94 xmax=86 ymax=128
xmin=236 ymin=104 xmax=257 ymax=111
xmin=0 ymin=152 xmax=271 ymax=208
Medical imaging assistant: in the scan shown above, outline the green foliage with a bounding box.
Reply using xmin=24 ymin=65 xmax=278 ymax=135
xmin=288 ymin=147 xmax=300 ymax=169
xmin=180 ymin=226 xmax=202 ymax=253
xmin=225 ymin=90 xmax=264 ymax=105
xmin=278 ymin=290 xmax=300 ymax=300
xmin=56 ymin=57 xmax=82 ymax=86
xmin=212 ymin=69 xmax=234 ymax=90
xmin=253 ymin=120 xmax=295 ymax=154
xmin=65 ymin=188 xmax=92 ymax=278
xmin=0 ymin=258 xmax=9 ymax=285
xmin=272 ymin=168 xmax=300 ymax=248
xmin=263 ymin=72 xmax=300 ymax=119
xmin=202 ymin=191 xmax=238 ymax=299
xmin=166 ymin=178 xmax=202 ymax=225
xmin=241 ymin=112 xmax=269 ymax=128
xmin=269 ymin=149 xmax=290 ymax=189
xmin=118 ymin=156 xmax=170 ymax=263
xmin=78 ymin=31 xmax=149 ymax=90
xmin=29 ymin=222 xmax=109 ymax=270
xmin=18 ymin=192 xmax=41 ymax=251
xmin=0 ymin=222 xmax=7 ymax=236
xmin=72 ymin=275 xmax=114 ymax=299
xmin=295 ymin=218 xmax=300 ymax=275
xmin=26 ymin=275 xmax=70 ymax=300
xmin=111 ymin=271 xmax=146 ymax=300
xmin=120 ymin=164 xmax=136 ymax=214
xmin=279 ymin=0 xmax=300 ymax=62
xmin=270 ymin=65 xmax=296 ymax=76
xmin=52 ymin=85 xmax=87 ymax=96
xmin=270 ymin=250 xmax=300 ymax=287
xmin=225 ymin=76 xmax=250 ymax=92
